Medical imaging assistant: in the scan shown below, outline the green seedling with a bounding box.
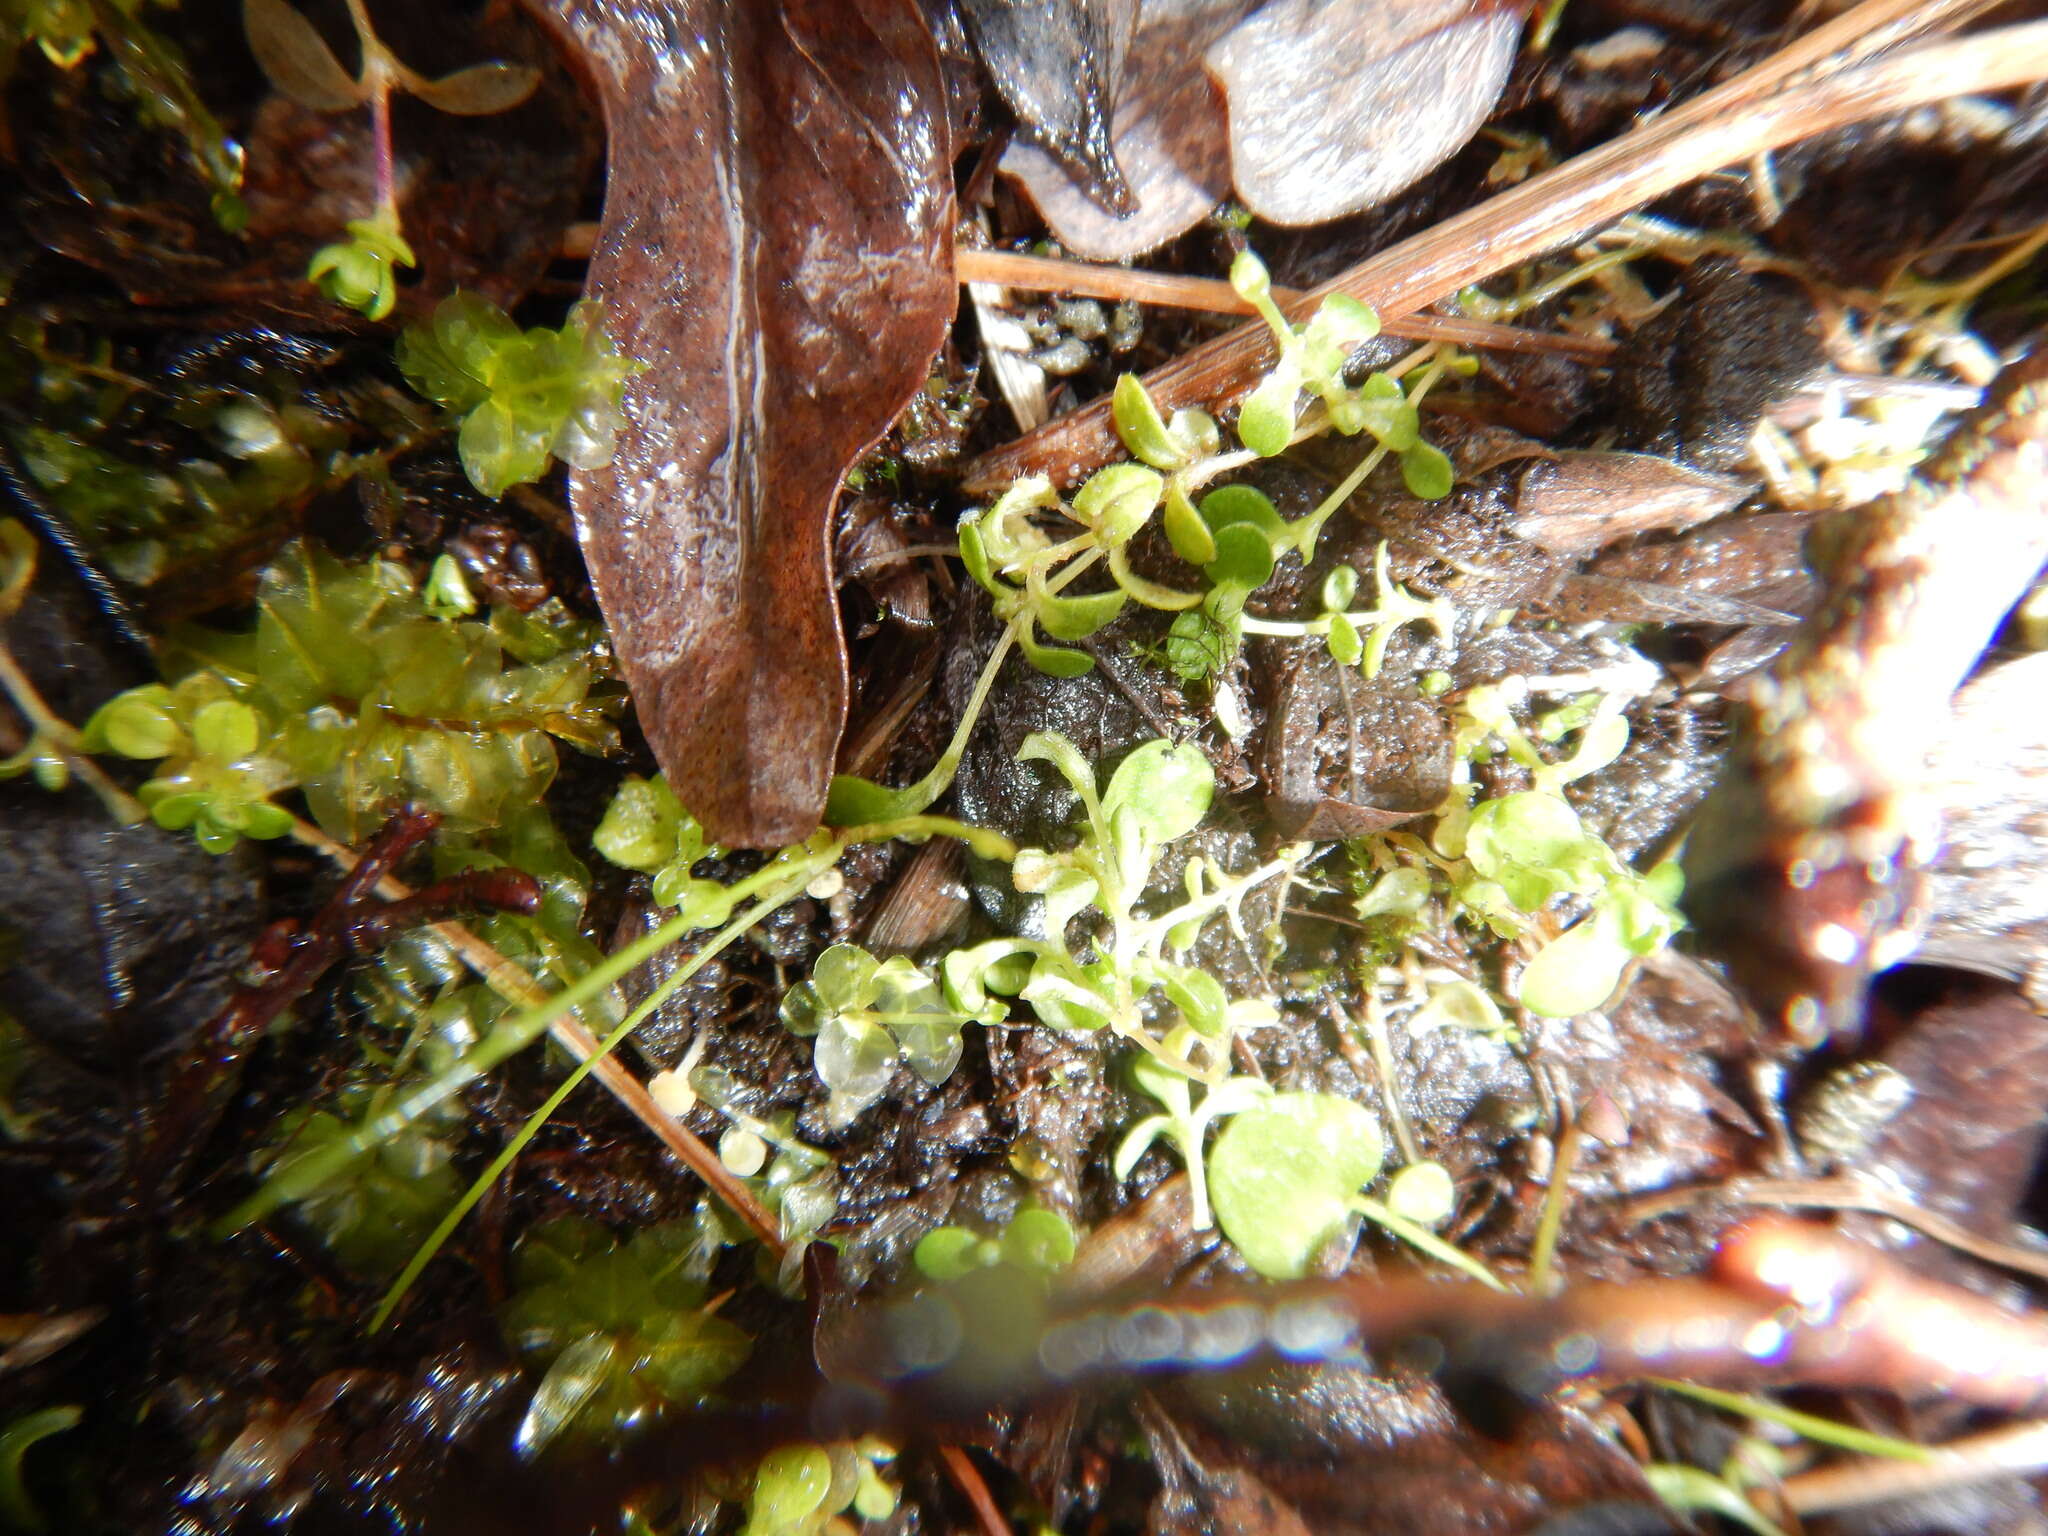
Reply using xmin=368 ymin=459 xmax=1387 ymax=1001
xmin=951 ymin=249 xmax=1462 ymax=689
xmin=1230 ymin=249 xmax=1460 ymax=500
xmin=593 ymin=773 xmax=739 ymax=929
xmin=1114 ymin=1044 xmax=1274 ymax=1232
xmin=245 ymin=0 xmax=540 ymax=317
xmin=779 ymin=943 xmax=994 ymax=1127
xmin=1207 ymin=1090 xmax=1504 ymax=1286
xmin=939 ymin=732 xmax=1302 ymax=1073
xmin=1238 ymin=537 xmax=1456 ymax=679
xmin=1452 ymin=754 xmax=1683 ymax=1019
xmin=306 ymin=208 xmax=415 ymax=325
xmin=1358 ymin=685 xmax=1684 ymax=1020
xmin=1207 ymin=1090 xmax=1383 ymax=1278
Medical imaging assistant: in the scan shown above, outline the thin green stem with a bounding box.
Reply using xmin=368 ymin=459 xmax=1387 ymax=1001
xmin=1353 ymin=1196 xmax=1508 ymax=1290
xmin=1131 ymin=852 xmax=1302 ymax=951
xmin=1527 ymin=1112 xmax=1584 ymax=1295
xmin=844 ymin=813 xmax=1016 ymax=863
xmin=0 ymin=639 xmax=146 ymax=824
xmin=1291 ymin=442 xmax=1390 ymax=555
xmin=368 ymin=881 xmax=812 ymax=1329
xmin=1650 ymin=1379 xmax=1937 ymax=1463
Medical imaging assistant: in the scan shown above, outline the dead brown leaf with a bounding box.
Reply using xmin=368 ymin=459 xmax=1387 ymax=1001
xmin=523 ymin=0 xmax=956 ymax=846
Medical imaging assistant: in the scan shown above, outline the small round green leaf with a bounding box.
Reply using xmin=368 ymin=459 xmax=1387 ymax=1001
xmin=1158 ymin=962 xmax=1230 ymax=1039
xmin=1517 ymin=918 xmax=1632 ymax=1018
xmin=1228 ymin=249 xmax=1272 ymax=304
xmin=1465 ymin=791 xmax=1595 ymax=897
xmin=1072 ymin=462 xmax=1164 ymax=546
xmin=1017 ymin=629 xmax=1095 ymax=677
xmin=811 ymin=943 xmax=878 ymax=1008
xmin=750 ymin=1445 xmax=834 ymax=1533
xmin=1000 ymin=1208 xmax=1078 ymax=1272
xmin=913 ymin=1226 xmax=988 ymax=1281
xmin=1161 ymin=480 xmax=1218 ymax=565
xmin=1112 ymin=374 xmax=1186 ymax=470
xmin=1321 ymin=564 xmax=1360 ymax=612
xmin=592 ymin=775 xmax=683 ymax=872
xmin=1237 ymin=359 xmax=1300 ymax=459
xmin=1204 ymin=522 xmax=1277 ymax=590
xmin=1385 ymin=1161 xmax=1456 ymax=1227
xmin=93 ymin=690 xmax=182 ymax=760
xmin=1356 ymin=866 xmax=1431 ymax=920
xmin=1401 ymin=442 xmax=1454 ymax=500
xmin=191 ymin=699 xmax=260 ymax=761
xmin=1035 ymin=585 xmax=1127 ymax=642
xmin=1102 ymin=739 xmax=1213 ymax=845
xmin=1199 ymin=484 xmax=1290 ymax=541
xmin=1325 ymin=611 xmax=1364 ymax=667
xmin=1209 ymin=1092 xmax=1384 ymax=1280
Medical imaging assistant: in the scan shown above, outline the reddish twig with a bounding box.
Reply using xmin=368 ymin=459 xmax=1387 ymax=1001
xmin=938 ymin=1444 xmax=1010 ymax=1536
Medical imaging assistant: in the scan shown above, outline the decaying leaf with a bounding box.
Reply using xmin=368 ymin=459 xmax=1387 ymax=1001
xmin=958 ymin=0 xmax=1140 ymax=208
xmin=1000 ymin=0 xmax=1251 ymax=261
xmin=1510 ymin=451 xmax=1750 ymax=556
xmin=521 ymin=0 xmax=955 ymax=846
xmin=1205 ymin=0 xmax=1524 ymax=227
xmin=1261 ymin=655 xmax=1448 ymax=840
xmin=1003 ymin=0 xmax=1524 ymax=256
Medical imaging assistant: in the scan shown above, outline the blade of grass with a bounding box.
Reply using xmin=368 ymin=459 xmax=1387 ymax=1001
xmin=368 ymin=882 xmax=810 ymax=1330
xmin=283 ymin=817 xmax=779 ymax=1247
xmin=1650 ymin=1378 xmax=1938 ymax=1463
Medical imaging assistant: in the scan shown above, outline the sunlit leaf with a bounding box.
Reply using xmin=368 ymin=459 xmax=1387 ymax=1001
xmin=1209 ymin=1091 xmax=1384 ymax=1280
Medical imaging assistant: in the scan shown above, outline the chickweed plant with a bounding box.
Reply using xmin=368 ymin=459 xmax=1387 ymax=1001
xmin=243 ymin=0 xmax=541 ymax=318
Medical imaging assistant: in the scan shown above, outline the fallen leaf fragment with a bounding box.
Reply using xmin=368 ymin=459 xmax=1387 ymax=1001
xmin=522 ymin=0 xmax=955 ymax=846
xmin=1000 ymin=0 xmax=1251 ymax=260
xmin=1206 ymin=0 xmax=1524 ymax=226
xmin=959 ymin=0 xmax=1140 ymax=208
xmin=1002 ymin=0 xmax=1524 ymax=256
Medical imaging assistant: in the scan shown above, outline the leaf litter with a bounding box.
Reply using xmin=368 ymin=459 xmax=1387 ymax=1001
xmin=3 ymin=2 xmax=2048 ymax=1534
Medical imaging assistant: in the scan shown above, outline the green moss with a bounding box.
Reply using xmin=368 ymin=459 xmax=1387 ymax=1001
xmin=1 ymin=321 xmax=352 ymax=586
xmin=500 ymin=1215 xmax=751 ymax=1453
xmin=83 ymin=540 xmax=619 ymax=848
xmin=2 ymin=0 xmax=244 ymax=222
